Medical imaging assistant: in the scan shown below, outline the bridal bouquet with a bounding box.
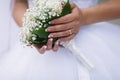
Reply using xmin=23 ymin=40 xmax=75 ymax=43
xmin=21 ymin=0 xmax=71 ymax=45
xmin=21 ymin=0 xmax=93 ymax=69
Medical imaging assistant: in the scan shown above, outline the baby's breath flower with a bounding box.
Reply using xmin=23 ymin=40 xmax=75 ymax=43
xmin=21 ymin=0 xmax=68 ymax=45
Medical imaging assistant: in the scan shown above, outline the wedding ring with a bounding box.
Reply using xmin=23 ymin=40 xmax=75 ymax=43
xmin=68 ymin=30 xmax=72 ymax=35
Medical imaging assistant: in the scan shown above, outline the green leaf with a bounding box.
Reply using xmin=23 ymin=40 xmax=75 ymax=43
xmin=61 ymin=0 xmax=71 ymax=16
xmin=32 ymin=25 xmax=49 ymax=39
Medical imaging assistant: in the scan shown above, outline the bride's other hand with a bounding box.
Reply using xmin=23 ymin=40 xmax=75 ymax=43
xmin=34 ymin=38 xmax=52 ymax=54
xmin=45 ymin=0 xmax=120 ymax=52
xmin=46 ymin=3 xmax=85 ymax=42
xmin=34 ymin=38 xmax=59 ymax=54
xmin=44 ymin=3 xmax=86 ymax=52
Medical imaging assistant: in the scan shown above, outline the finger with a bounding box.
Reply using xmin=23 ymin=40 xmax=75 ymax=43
xmin=46 ymin=24 xmax=71 ymax=32
xmin=48 ymin=29 xmax=73 ymax=38
xmin=50 ymin=9 xmax=78 ymax=24
xmin=38 ymin=45 xmax=47 ymax=54
xmin=49 ymin=3 xmax=77 ymax=25
xmin=50 ymin=12 xmax=78 ymax=24
xmin=53 ymin=40 xmax=59 ymax=52
xmin=70 ymin=3 xmax=76 ymax=9
xmin=46 ymin=20 xmax=78 ymax=32
xmin=59 ymin=34 xmax=76 ymax=42
xmin=34 ymin=44 xmax=47 ymax=54
xmin=46 ymin=38 xmax=53 ymax=50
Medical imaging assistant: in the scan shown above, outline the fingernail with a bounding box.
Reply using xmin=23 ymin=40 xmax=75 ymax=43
xmin=50 ymin=38 xmax=53 ymax=41
xmin=41 ymin=46 xmax=47 ymax=53
xmin=45 ymin=28 xmax=50 ymax=32
xmin=44 ymin=46 xmax=47 ymax=49
xmin=45 ymin=29 xmax=48 ymax=32
xmin=49 ymin=21 xmax=54 ymax=24
xmin=56 ymin=41 xmax=59 ymax=45
xmin=61 ymin=2 xmax=65 ymax=7
xmin=46 ymin=27 xmax=51 ymax=32
xmin=48 ymin=34 xmax=53 ymax=38
xmin=49 ymin=21 xmax=51 ymax=24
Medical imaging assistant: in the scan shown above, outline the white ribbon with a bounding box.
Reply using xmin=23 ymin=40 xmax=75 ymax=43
xmin=60 ymin=40 xmax=94 ymax=69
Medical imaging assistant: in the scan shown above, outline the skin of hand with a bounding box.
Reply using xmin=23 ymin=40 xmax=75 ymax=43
xmin=47 ymin=3 xmax=85 ymax=42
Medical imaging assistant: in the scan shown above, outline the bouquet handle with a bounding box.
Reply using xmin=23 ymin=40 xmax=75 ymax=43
xmin=61 ymin=40 xmax=94 ymax=69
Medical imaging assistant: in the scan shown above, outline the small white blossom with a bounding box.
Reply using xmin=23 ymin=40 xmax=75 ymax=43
xmin=21 ymin=0 xmax=68 ymax=45
xmin=32 ymin=37 xmax=36 ymax=41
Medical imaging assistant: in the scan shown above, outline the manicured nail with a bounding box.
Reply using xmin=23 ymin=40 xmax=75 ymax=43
xmin=49 ymin=22 xmax=51 ymax=24
xmin=45 ymin=29 xmax=48 ymax=32
xmin=41 ymin=46 xmax=47 ymax=53
xmin=48 ymin=34 xmax=53 ymax=38
xmin=44 ymin=46 xmax=47 ymax=49
xmin=50 ymin=38 xmax=53 ymax=41
xmin=49 ymin=21 xmax=54 ymax=24
xmin=61 ymin=2 xmax=65 ymax=7
xmin=46 ymin=27 xmax=51 ymax=32
xmin=56 ymin=41 xmax=59 ymax=45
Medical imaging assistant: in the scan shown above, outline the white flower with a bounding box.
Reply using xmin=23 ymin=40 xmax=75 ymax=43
xmin=21 ymin=0 xmax=68 ymax=44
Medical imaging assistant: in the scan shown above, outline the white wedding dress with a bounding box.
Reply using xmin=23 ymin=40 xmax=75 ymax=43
xmin=0 ymin=0 xmax=20 ymax=54
xmin=0 ymin=0 xmax=120 ymax=80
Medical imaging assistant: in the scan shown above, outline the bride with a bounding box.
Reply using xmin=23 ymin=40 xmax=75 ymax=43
xmin=0 ymin=0 xmax=120 ymax=80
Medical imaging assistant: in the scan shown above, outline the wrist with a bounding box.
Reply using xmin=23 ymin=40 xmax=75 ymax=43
xmin=80 ymin=8 xmax=91 ymax=26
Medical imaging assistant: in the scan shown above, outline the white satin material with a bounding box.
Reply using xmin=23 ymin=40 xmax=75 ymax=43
xmin=0 ymin=0 xmax=11 ymax=54
xmin=0 ymin=0 xmax=20 ymax=54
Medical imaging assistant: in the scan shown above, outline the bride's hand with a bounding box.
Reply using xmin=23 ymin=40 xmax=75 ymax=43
xmin=34 ymin=38 xmax=59 ymax=54
xmin=34 ymin=3 xmax=86 ymax=53
xmin=45 ymin=3 xmax=86 ymax=50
